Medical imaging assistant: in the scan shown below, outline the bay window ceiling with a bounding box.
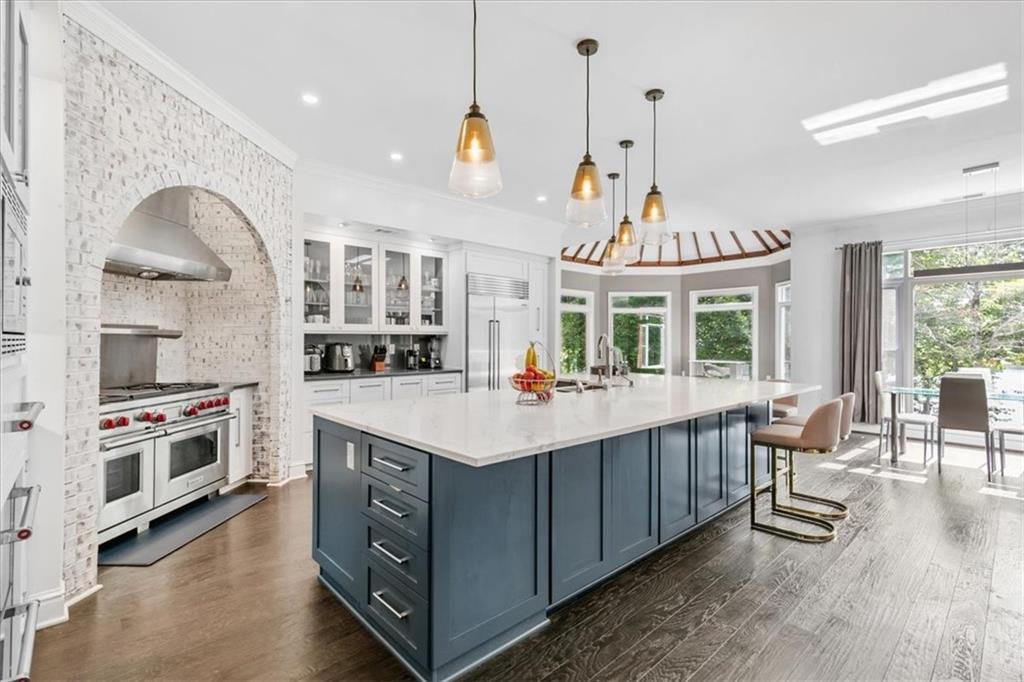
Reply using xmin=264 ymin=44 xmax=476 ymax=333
xmin=609 ymin=294 xmax=670 ymax=376
xmin=882 ymin=235 xmax=1024 ymax=425
xmin=689 ymin=288 xmax=758 ymax=380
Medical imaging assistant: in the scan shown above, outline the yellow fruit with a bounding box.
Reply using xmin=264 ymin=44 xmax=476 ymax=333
xmin=525 ymin=343 xmax=537 ymax=369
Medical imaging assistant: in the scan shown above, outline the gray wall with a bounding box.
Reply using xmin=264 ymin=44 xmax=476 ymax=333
xmin=561 ymin=260 xmax=790 ymax=378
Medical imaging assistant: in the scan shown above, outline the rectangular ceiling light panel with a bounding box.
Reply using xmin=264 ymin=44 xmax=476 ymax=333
xmin=802 ymin=63 xmax=1008 ymax=145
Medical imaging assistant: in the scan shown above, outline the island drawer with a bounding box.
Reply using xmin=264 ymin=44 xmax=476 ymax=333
xmin=361 ymin=475 xmax=429 ymax=549
xmin=364 ymin=565 xmax=430 ymax=670
xmin=364 ymin=518 xmax=429 ymax=599
xmin=362 ymin=435 xmax=430 ymax=501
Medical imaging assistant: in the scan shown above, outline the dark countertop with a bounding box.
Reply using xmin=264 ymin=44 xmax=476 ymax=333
xmin=304 ymin=367 xmax=462 ymax=382
xmin=223 ymin=381 xmax=259 ymax=390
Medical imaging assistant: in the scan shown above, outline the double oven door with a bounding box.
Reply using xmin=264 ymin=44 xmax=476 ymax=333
xmin=99 ymin=435 xmax=154 ymax=532
xmin=154 ymin=416 xmax=230 ymax=507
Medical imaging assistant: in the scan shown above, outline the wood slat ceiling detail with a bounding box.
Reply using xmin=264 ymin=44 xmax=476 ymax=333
xmin=562 ymin=229 xmax=791 ymax=268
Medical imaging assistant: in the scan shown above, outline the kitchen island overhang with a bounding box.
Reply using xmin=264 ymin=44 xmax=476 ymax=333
xmin=311 ymin=376 xmax=819 ymax=682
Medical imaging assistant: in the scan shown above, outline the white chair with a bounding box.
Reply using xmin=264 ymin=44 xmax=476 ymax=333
xmin=874 ymin=371 xmax=937 ymax=465
xmin=993 ymin=424 xmax=1023 ymax=477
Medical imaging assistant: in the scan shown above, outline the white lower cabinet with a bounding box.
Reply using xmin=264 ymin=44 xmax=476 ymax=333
xmin=392 ymin=377 xmax=425 ymax=400
xmin=302 ymin=380 xmax=352 ymax=464
xmin=425 ymin=373 xmax=460 ymax=396
xmin=350 ymin=377 xmax=392 ymax=404
xmin=227 ymin=385 xmax=255 ymax=485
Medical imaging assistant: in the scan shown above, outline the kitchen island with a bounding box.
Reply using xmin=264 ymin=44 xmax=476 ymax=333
xmin=311 ymin=376 xmax=818 ymax=681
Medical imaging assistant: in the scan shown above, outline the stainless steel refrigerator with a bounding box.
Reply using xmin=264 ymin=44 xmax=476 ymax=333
xmin=466 ymin=273 xmax=532 ymax=391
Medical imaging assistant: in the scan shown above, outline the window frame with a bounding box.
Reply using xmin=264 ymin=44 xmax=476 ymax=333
xmin=558 ymin=288 xmax=595 ymax=374
xmin=775 ymin=281 xmax=791 ymax=380
xmin=607 ymin=291 xmax=671 ymax=375
xmin=689 ymin=285 xmax=759 ymax=380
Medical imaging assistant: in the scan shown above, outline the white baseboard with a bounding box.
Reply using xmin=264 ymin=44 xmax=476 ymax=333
xmin=32 ymin=582 xmax=69 ymax=630
xmin=267 ymin=469 xmax=310 ymax=487
xmin=63 ymin=583 xmax=103 ymax=611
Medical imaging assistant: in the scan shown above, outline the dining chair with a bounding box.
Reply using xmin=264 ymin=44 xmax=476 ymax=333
xmin=993 ymin=423 xmax=1023 ymax=477
xmin=937 ymin=374 xmax=994 ymax=481
xmin=873 ymin=371 xmax=937 ymax=465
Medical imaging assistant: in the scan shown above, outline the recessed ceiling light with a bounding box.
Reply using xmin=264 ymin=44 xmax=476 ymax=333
xmin=337 ymin=222 xmax=346 ymax=228
xmin=301 ymin=92 xmax=319 ymax=105
xmin=536 ymin=195 xmax=547 ymax=203
xmin=390 ymin=152 xmax=404 ymax=161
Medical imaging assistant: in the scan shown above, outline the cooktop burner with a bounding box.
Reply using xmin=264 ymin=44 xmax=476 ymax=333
xmin=99 ymin=382 xmax=219 ymax=405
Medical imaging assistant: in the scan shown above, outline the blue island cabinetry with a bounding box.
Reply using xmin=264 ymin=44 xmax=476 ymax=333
xmin=313 ymin=401 xmax=770 ymax=682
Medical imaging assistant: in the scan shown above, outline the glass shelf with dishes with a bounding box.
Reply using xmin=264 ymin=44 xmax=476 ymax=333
xmin=303 ymin=239 xmax=332 ymax=326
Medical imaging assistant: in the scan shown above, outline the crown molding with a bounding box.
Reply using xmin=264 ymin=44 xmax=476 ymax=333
xmin=63 ymin=1 xmax=298 ymax=168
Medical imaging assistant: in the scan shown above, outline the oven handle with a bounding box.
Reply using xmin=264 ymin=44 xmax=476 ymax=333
xmin=162 ymin=412 xmax=236 ymax=436
xmin=99 ymin=430 xmax=164 ymax=450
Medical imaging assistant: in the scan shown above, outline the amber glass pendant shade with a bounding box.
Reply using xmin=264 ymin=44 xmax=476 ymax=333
xmin=602 ymin=238 xmax=626 ymax=274
xmin=567 ymin=155 xmax=607 ymax=228
xmin=449 ymin=105 xmax=502 ymax=198
xmin=615 ymin=216 xmax=637 ymax=247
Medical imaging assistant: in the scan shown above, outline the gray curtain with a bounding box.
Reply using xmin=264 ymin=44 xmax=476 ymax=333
xmin=840 ymin=241 xmax=882 ymax=423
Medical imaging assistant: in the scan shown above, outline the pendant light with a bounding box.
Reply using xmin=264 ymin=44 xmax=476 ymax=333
xmin=602 ymin=172 xmax=625 ymax=275
xmin=616 ymin=140 xmax=641 ymax=265
xmin=641 ymin=88 xmax=672 ymax=246
xmin=352 ymin=273 xmax=364 ymax=293
xmin=448 ymin=0 xmax=502 ymax=198
xmin=566 ymin=39 xmax=606 ymax=228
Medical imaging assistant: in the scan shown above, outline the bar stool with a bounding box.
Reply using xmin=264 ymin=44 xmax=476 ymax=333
xmin=774 ymin=392 xmax=854 ymax=491
xmin=749 ymin=398 xmax=846 ymax=543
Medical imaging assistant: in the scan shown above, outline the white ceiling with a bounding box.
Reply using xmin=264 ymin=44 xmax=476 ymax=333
xmin=101 ymin=1 xmax=1023 ymax=231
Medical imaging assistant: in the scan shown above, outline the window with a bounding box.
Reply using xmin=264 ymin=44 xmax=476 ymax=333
xmin=884 ymin=236 xmax=1023 ymax=427
xmin=559 ymin=290 xmax=594 ymax=374
xmin=690 ymin=287 xmax=758 ymax=380
xmin=775 ymin=282 xmax=791 ymax=380
xmin=609 ymin=292 xmax=669 ymax=375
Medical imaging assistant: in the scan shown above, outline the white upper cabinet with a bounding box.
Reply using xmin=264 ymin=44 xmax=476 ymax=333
xmin=303 ymin=232 xmax=447 ymax=334
xmin=1 ymin=0 xmax=30 ymax=209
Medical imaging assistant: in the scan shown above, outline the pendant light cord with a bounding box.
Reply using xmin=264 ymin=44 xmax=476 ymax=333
xmin=624 ymin=145 xmax=629 ymax=218
xmin=585 ymin=54 xmax=591 ymax=155
xmin=610 ymin=177 xmax=617 ymax=239
xmin=652 ymin=99 xmax=657 ymax=185
xmin=472 ymin=0 xmax=478 ymax=105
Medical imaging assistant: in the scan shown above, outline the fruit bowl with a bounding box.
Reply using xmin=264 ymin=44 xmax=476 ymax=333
xmin=510 ymin=342 xmax=557 ymax=405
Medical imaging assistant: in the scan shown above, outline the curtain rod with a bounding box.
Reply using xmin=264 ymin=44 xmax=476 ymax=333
xmin=832 ymin=226 xmax=1024 ymax=251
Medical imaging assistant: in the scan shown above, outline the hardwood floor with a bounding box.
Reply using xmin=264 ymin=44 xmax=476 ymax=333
xmin=35 ymin=435 xmax=1022 ymax=681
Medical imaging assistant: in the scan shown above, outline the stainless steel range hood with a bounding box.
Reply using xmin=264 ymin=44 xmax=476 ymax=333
xmin=104 ymin=187 xmax=232 ymax=282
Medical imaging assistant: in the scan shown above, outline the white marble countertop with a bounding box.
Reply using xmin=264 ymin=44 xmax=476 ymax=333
xmin=311 ymin=375 xmax=820 ymax=467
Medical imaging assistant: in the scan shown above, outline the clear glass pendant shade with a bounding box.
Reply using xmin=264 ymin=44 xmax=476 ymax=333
xmin=566 ymin=155 xmax=606 ymax=227
xmin=640 ymin=188 xmax=672 ymax=246
xmin=448 ymin=106 xmax=502 ymax=198
xmin=601 ymin=239 xmax=626 ymax=274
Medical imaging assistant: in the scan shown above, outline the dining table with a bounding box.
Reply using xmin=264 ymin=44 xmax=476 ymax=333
xmin=884 ymin=385 xmax=1024 ymax=465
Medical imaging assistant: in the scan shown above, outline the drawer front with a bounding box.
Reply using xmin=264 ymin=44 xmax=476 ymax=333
xmin=364 ymin=518 xmax=429 ymax=599
xmin=427 ymin=388 xmax=459 ymax=397
xmin=362 ymin=435 xmax=430 ymax=501
xmin=364 ymin=565 xmax=430 ymax=669
xmin=350 ymin=378 xmax=392 ymax=404
xmin=361 ymin=475 xmax=429 ymax=548
xmin=391 ymin=378 xmax=424 ymax=400
xmin=425 ymin=374 xmax=460 ymax=391
xmin=305 ymin=381 xmax=351 ymax=403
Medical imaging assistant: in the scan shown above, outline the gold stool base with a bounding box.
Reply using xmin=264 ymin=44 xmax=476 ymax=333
xmin=749 ymin=441 xmax=845 ymax=544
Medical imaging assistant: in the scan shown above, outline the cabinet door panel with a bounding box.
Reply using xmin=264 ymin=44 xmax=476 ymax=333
xmin=725 ymin=408 xmax=751 ymax=505
xmin=608 ymin=430 xmax=658 ymax=568
xmin=695 ymin=414 xmax=726 ymax=522
xmin=312 ymin=419 xmax=364 ymax=601
xmin=660 ymin=421 xmax=696 ymax=541
xmin=747 ymin=402 xmax=772 ymax=487
xmin=551 ymin=441 xmax=610 ymax=602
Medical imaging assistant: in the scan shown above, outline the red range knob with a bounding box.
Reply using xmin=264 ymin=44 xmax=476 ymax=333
xmin=200 ymin=400 xmax=210 ymax=409
xmin=100 ymin=418 xmax=115 ymax=430
xmin=155 ymin=413 xmax=167 ymax=423
xmin=140 ymin=411 xmax=153 ymax=422
xmin=216 ymin=398 xmax=226 ymax=406
xmin=223 ymin=396 xmax=231 ymax=406
xmin=116 ymin=416 xmax=130 ymax=427
xmin=184 ymin=406 xmax=197 ymax=417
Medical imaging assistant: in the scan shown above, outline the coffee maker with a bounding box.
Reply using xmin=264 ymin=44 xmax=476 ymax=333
xmin=428 ymin=337 xmax=442 ymax=369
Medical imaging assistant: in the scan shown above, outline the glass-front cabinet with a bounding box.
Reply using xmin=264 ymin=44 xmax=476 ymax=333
xmin=302 ymin=231 xmax=446 ymax=333
xmin=342 ymin=241 xmax=378 ymax=330
xmin=382 ymin=248 xmax=413 ymax=330
xmin=420 ymin=253 xmax=445 ymax=330
xmin=303 ymin=239 xmax=332 ymax=330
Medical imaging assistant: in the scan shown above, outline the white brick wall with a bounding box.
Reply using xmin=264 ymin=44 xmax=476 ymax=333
xmin=64 ymin=18 xmax=294 ymax=599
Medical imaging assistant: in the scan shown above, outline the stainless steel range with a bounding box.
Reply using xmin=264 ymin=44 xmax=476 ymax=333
xmin=97 ymin=382 xmax=235 ymax=543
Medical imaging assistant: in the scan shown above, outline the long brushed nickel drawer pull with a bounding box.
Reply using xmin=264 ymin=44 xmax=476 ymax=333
xmin=373 ymin=456 xmax=410 ymax=472
xmin=371 ymin=498 xmax=408 ymax=518
xmin=372 ymin=590 xmax=411 ymax=619
xmin=371 ymin=540 xmax=410 ymax=565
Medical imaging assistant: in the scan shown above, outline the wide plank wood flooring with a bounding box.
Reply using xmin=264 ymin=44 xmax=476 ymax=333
xmin=35 ymin=434 xmax=1022 ymax=681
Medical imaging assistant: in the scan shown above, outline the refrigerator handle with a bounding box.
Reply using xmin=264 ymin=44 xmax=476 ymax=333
xmin=496 ymin=319 xmax=501 ymax=389
xmin=487 ymin=320 xmax=494 ymax=390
